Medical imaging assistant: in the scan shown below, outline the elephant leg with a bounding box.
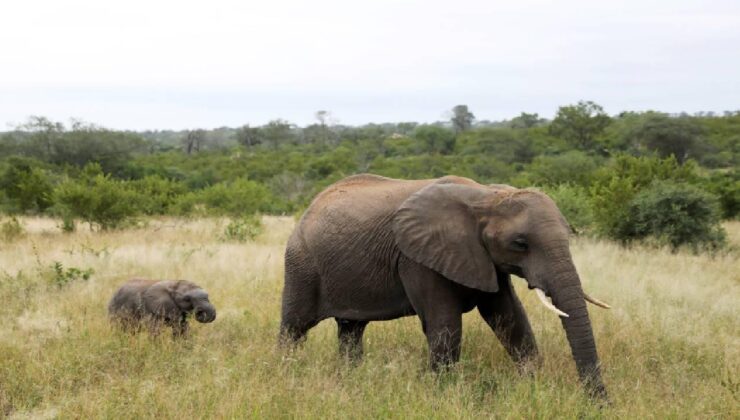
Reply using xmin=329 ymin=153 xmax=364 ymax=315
xmin=279 ymin=245 xmax=321 ymax=346
xmin=477 ymin=273 xmax=540 ymax=372
xmin=171 ymin=317 xmax=189 ymax=338
xmin=336 ymin=318 xmax=369 ymax=361
xmin=399 ymin=256 xmax=464 ymax=371
xmin=423 ymin=313 xmax=463 ymax=370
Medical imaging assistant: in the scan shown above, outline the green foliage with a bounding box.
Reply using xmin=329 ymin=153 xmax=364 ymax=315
xmin=451 ymin=105 xmax=475 ymax=134
xmin=369 ymin=154 xmax=513 ymax=182
xmin=3 ymin=117 xmax=148 ymax=174
xmin=0 ymin=109 xmax=737 ymax=248
xmin=128 ymin=176 xmax=188 ymax=215
xmin=455 ymin=128 xmax=536 ymax=164
xmin=624 ymin=181 xmax=725 ymax=251
xmin=221 ymin=215 xmax=263 ymax=242
xmin=589 ymin=155 xmax=698 ymax=241
xmin=701 ymin=170 xmax=740 ymax=219
xmin=509 ymin=112 xmax=545 ymax=129
xmin=59 ymin=215 xmax=76 ymax=233
xmin=413 ymin=126 xmax=456 ymax=155
xmin=549 ymin=100 xmax=611 ymax=151
xmin=521 ymin=151 xmax=601 ymax=186
xmin=48 ymin=261 xmax=94 ymax=288
xmin=1 ymin=216 xmax=25 ymax=241
xmin=695 ymin=113 xmax=740 ymax=168
xmin=631 ymin=114 xmax=705 ymax=164
xmin=53 ymin=163 xmax=141 ymax=230
xmin=175 ymin=179 xmax=278 ymax=217
xmin=0 ymin=157 xmax=54 ymax=214
xmin=541 ymin=184 xmax=593 ymax=233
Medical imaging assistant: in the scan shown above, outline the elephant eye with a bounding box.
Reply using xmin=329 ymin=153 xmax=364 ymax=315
xmin=511 ymin=238 xmax=528 ymax=252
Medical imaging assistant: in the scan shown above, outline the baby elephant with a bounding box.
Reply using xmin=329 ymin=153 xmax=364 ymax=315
xmin=108 ymin=279 xmax=216 ymax=336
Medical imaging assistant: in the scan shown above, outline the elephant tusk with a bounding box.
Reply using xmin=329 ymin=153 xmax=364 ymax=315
xmin=534 ymin=288 xmax=569 ymax=318
xmin=584 ymin=293 xmax=612 ymax=309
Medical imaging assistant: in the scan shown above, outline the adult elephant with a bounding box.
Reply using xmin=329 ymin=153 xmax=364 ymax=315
xmin=280 ymin=174 xmax=610 ymax=398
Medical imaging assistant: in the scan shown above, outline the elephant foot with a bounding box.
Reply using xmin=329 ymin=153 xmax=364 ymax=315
xmin=336 ymin=318 xmax=368 ymax=362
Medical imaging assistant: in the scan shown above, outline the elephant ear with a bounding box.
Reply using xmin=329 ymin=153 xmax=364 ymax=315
xmin=392 ymin=182 xmax=499 ymax=292
xmin=143 ymin=281 xmax=182 ymax=320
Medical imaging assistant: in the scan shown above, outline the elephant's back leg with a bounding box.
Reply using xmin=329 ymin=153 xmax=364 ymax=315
xmin=279 ymin=238 xmax=322 ymax=344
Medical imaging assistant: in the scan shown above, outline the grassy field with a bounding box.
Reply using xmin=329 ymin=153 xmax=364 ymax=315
xmin=1 ymin=216 xmax=738 ymax=419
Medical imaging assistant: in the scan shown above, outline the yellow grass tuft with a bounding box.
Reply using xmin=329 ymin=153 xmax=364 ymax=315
xmin=0 ymin=217 xmax=738 ymax=418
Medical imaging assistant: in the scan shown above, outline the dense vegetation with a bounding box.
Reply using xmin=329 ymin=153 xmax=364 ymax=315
xmin=0 ymin=217 xmax=737 ymax=418
xmin=1 ymin=103 xmax=738 ymax=250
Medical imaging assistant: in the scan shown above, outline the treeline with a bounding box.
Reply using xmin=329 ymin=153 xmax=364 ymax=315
xmin=1 ymin=102 xmax=738 ymax=251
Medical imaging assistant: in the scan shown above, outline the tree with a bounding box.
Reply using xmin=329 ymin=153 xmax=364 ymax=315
xmin=510 ymin=112 xmax=544 ymax=129
xmin=17 ymin=116 xmax=65 ymax=160
xmin=236 ymin=125 xmax=263 ymax=148
xmin=304 ymin=110 xmax=338 ymax=146
xmin=0 ymin=157 xmax=54 ymax=214
xmin=261 ymin=119 xmax=296 ymax=149
xmin=184 ymin=129 xmax=206 ymax=155
xmin=631 ymin=114 xmax=704 ymax=164
xmin=549 ymin=101 xmax=612 ymax=151
xmin=413 ymin=125 xmax=456 ymax=154
xmin=451 ymin=105 xmax=475 ymax=134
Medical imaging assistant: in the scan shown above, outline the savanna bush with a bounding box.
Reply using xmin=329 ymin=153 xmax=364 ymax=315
xmin=0 ymin=157 xmax=55 ymax=214
xmin=522 ymin=151 xmax=601 ymax=186
xmin=221 ymin=214 xmax=263 ymax=242
xmin=701 ymin=170 xmax=739 ymax=219
xmin=128 ymin=175 xmax=188 ymax=215
xmin=589 ymin=155 xmax=696 ymax=240
xmin=53 ymin=163 xmax=142 ymax=230
xmin=174 ymin=178 xmax=279 ymax=217
xmin=541 ymin=184 xmax=593 ymax=233
xmin=0 ymin=216 xmax=25 ymax=241
xmin=624 ymin=181 xmax=725 ymax=251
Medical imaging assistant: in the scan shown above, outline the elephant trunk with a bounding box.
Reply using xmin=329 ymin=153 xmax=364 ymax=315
xmin=546 ymin=258 xmax=608 ymax=400
xmin=194 ymin=302 xmax=217 ymax=323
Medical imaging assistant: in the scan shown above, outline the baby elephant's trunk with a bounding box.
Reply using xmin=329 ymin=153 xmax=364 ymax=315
xmin=195 ymin=302 xmax=217 ymax=323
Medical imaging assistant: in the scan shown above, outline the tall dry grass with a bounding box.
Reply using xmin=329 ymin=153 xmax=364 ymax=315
xmin=0 ymin=216 xmax=737 ymax=419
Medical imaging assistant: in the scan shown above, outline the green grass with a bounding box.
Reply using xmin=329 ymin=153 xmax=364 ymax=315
xmin=0 ymin=217 xmax=738 ymax=418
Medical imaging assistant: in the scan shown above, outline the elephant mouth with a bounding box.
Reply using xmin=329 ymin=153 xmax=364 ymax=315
xmin=497 ymin=263 xmax=525 ymax=278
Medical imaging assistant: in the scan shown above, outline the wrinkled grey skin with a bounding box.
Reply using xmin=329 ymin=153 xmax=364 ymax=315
xmin=280 ymin=174 xmax=607 ymax=399
xmin=109 ymin=279 xmax=216 ymax=337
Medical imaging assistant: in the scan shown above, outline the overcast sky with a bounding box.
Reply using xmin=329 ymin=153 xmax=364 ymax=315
xmin=1 ymin=0 xmax=738 ymax=130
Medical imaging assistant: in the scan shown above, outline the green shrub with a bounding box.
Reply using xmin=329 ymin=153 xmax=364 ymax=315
xmin=129 ymin=175 xmax=188 ymax=215
xmin=590 ymin=155 xmax=697 ymax=239
xmin=522 ymin=151 xmax=601 ymax=186
xmin=221 ymin=215 xmax=263 ymax=242
xmin=624 ymin=181 xmax=725 ymax=251
xmin=48 ymin=261 xmax=94 ymax=288
xmin=413 ymin=125 xmax=456 ymax=155
xmin=541 ymin=184 xmax=594 ymax=233
xmin=0 ymin=157 xmax=54 ymax=214
xmin=175 ymin=179 xmax=277 ymax=217
xmin=1 ymin=216 xmax=25 ymax=241
xmin=53 ymin=163 xmax=141 ymax=230
xmin=701 ymin=170 xmax=739 ymax=219
xmin=59 ymin=215 xmax=76 ymax=233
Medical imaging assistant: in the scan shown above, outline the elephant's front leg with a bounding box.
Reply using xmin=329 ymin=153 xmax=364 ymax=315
xmin=336 ymin=318 xmax=369 ymax=361
xmin=399 ymin=257 xmax=464 ymax=371
xmin=477 ymin=273 xmax=540 ymax=373
xmin=170 ymin=314 xmax=189 ymax=338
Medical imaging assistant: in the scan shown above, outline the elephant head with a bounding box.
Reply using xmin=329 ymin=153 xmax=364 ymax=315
xmin=393 ymin=181 xmax=610 ymax=398
xmin=144 ymin=280 xmax=217 ymax=324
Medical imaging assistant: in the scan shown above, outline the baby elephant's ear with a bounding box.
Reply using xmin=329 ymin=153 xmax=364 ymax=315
xmin=392 ymin=182 xmax=499 ymax=293
xmin=143 ymin=281 xmax=181 ymax=320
